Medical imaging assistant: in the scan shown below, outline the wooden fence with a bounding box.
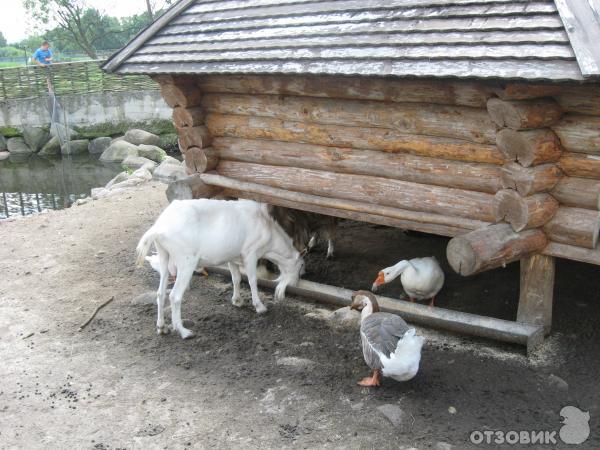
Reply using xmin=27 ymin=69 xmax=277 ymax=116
xmin=0 ymin=60 xmax=158 ymax=101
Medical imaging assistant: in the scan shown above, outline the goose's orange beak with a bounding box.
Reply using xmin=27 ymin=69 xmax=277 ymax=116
xmin=372 ymin=271 xmax=385 ymax=291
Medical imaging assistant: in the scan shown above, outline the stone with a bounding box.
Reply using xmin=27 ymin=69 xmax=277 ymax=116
xmin=22 ymin=127 xmax=50 ymax=152
xmin=105 ymin=171 xmax=129 ymax=189
xmin=99 ymin=140 xmax=139 ymax=163
xmin=7 ymin=137 xmax=33 ymax=155
xmin=328 ymin=306 xmax=361 ymax=328
xmin=0 ymin=151 xmax=9 ymax=161
xmin=137 ymin=144 xmax=167 ymax=163
xmin=124 ymin=129 xmax=161 ymax=147
xmin=88 ymin=136 xmax=112 ymax=154
xmin=61 ymin=139 xmax=90 ymax=156
xmin=435 ymin=442 xmax=453 ymax=450
xmin=130 ymin=167 xmax=153 ymax=182
xmin=38 ymin=136 xmax=61 ymax=156
xmin=162 ymin=155 xmax=181 ymax=166
xmin=122 ymin=155 xmax=157 ymax=172
xmin=111 ymin=136 xmax=126 ymax=143
xmin=153 ymin=159 xmax=187 ymax=182
xmin=276 ymin=357 xmax=316 ymax=368
xmin=50 ymin=123 xmax=78 ymax=140
xmin=548 ymin=374 xmax=569 ymax=391
xmin=448 ymin=406 xmax=457 ymax=414
xmin=131 ymin=291 xmax=156 ymax=305
xmin=377 ymin=404 xmax=409 ymax=430
xmin=0 ymin=135 xmax=7 ymax=150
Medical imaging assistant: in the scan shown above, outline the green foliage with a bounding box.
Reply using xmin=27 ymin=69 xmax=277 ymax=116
xmin=0 ymin=46 xmax=25 ymax=57
xmin=0 ymin=32 xmax=7 ymax=47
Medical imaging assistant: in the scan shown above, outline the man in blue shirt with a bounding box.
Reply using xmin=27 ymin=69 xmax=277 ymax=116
xmin=33 ymin=41 xmax=53 ymax=67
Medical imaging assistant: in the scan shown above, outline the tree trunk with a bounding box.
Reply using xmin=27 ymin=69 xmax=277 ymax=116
xmin=501 ymin=162 xmax=562 ymax=196
xmin=493 ymin=190 xmax=558 ymax=231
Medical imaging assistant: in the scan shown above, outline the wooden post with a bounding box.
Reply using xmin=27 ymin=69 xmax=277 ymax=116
xmin=517 ymin=255 xmax=555 ymax=335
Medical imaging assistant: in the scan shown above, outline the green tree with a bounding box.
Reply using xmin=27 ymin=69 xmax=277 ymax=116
xmin=23 ymin=0 xmax=121 ymax=59
xmin=0 ymin=31 xmax=7 ymax=47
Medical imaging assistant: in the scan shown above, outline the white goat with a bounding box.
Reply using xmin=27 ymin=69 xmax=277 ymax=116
xmin=136 ymin=199 xmax=304 ymax=339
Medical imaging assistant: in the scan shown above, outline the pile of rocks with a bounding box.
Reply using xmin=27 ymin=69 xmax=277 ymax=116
xmin=0 ymin=127 xmax=179 ymax=166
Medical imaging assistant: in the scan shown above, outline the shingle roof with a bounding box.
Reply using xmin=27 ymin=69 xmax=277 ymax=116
xmin=103 ymin=0 xmax=600 ymax=81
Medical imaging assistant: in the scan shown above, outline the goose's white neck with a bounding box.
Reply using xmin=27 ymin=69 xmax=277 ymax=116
xmin=360 ymin=300 xmax=375 ymax=321
xmin=387 ymin=260 xmax=412 ymax=282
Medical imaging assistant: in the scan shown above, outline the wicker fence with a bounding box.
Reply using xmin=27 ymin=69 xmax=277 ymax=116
xmin=0 ymin=60 xmax=158 ymax=101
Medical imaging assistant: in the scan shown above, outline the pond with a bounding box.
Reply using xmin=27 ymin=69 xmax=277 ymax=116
xmin=0 ymin=154 xmax=123 ymax=219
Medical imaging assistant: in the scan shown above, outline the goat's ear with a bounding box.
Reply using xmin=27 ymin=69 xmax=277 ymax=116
xmin=300 ymin=247 xmax=308 ymax=257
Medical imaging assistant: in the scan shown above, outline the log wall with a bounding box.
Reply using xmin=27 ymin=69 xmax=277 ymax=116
xmin=155 ymin=73 xmax=600 ymax=267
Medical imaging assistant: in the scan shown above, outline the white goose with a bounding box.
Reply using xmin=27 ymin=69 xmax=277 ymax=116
xmin=372 ymin=257 xmax=444 ymax=307
xmin=351 ymin=291 xmax=424 ymax=387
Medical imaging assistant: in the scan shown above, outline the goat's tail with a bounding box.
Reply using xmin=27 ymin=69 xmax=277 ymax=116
xmin=136 ymin=227 xmax=159 ymax=267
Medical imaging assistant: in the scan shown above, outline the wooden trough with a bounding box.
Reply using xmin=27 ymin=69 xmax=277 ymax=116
xmin=104 ymin=0 xmax=600 ymax=351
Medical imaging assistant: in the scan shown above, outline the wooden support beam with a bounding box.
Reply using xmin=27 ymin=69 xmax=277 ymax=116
xmin=200 ymin=172 xmax=490 ymax=236
xmin=496 ymin=129 xmax=563 ymax=167
xmin=206 ymin=113 xmax=504 ymax=164
xmin=543 ymin=207 xmax=600 ymax=249
xmin=197 ymin=74 xmax=495 ymax=108
xmin=543 ymin=242 xmax=600 ymax=265
xmin=501 ymin=162 xmax=562 ymax=196
xmin=216 ymin=160 xmax=496 ymax=222
xmin=201 ymin=93 xmax=497 ymax=144
xmin=184 ymin=146 xmax=219 ymax=174
xmin=493 ymin=190 xmax=558 ymax=231
xmin=213 ymin=137 xmax=503 ymax=193
xmin=165 ymin=175 xmax=221 ymax=202
xmin=172 ymin=106 xmax=205 ymax=128
xmin=558 ymin=152 xmax=600 ymax=179
xmin=552 ymin=115 xmax=600 ymax=155
xmin=551 ymin=177 xmax=600 ymax=210
xmin=178 ymin=125 xmax=212 ymax=151
xmin=203 ymin=266 xmax=544 ymax=353
xmin=517 ymin=255 xmax=555 ymax=335
xmin=486 ymin=98 xmax=562 ymax=130
xmin=446 ymin=224 xmax=548 ymax=276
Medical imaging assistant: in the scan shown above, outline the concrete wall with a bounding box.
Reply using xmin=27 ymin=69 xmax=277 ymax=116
xmin=0 ymin=90 xmax=171 ymax=131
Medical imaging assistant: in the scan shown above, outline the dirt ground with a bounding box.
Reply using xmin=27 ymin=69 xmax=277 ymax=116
xmin=0 ymin=182 xmax=598 ymax=449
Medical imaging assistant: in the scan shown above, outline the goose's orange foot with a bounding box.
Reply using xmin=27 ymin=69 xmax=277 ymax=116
xmin=357 ymin=370 xmax=381 ymax=387
xmin=428 ymin=297 xmax=436 ymax=308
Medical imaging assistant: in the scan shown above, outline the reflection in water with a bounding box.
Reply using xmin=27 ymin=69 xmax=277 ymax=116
xmin=0 ymin=154 xmax=123 ymax=219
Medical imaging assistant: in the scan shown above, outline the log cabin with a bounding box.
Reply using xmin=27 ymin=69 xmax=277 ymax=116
xmin=104 ymin=0 xmax=600 ymax=350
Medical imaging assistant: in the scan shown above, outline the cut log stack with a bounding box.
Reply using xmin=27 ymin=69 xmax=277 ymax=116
xmin=153 ymin=75 xmax=217 ymax=176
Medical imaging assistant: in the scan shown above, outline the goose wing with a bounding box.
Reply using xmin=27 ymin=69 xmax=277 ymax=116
xmin=360 ymin=313 xmax=410 ymax=369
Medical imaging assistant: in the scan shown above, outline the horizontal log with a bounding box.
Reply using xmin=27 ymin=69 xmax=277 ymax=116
xmin=493 ymin=190 xmax=558 ymax=231
xmin=543 ymin=242 xmax=600 ymax=265
xmin=197 ymin=74 xmax=495 ymax=108
xmin=543 ymin=207 xmax=600 ymax=249
xmin=177 ymin=125 xmax=212 ymax=151
xmin=172 ymin=106 xmax=205 ymax=128
xmin=551 ymin=177 xmax=600 ymax=210
xmin=501 ymin=162 xmax=562 ymax=196
xmin=552 ymin=115 xmax=600 ymax=155
xmin=184 ymin=146 xmax=219 ymax=174
xmin=557 ymin=153 xmax=600 ymax=179
xmin=158 ymin=80 xmax=203 ymax=108
xmin=487 ymin=98 xmax=562 ymax=130
xmin=201 ymin=93 xmax=497 ymax=144
xmin=497 ymin=83 xmax=600 ymax=117
xmin=446 ymin=224 xmax=548 ymax=276
xmin=216 ymin=161 xmax=496 ymax=222
xmin=205 ymin=113 xmax=504 ymax=164
xmin=200 ymin=172 xmax=489 ymax=236
xmin=496 ymin=129 xmax=563 ymax=167
xmin=165 ymin=175 xmax=221 ymax=202
xmin=213 ymin=137 xmax=502 ymax=193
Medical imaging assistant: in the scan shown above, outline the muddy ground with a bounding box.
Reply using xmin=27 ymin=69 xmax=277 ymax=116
xmin=0 ymin=182 xmax=598 ymax=449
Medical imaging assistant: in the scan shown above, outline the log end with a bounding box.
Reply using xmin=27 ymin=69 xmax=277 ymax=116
xmin=446 ymin=236 xmax=477 ymax=276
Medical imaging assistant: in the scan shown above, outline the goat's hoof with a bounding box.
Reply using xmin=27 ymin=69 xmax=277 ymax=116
xmin=231 ymin=296 xmax=244 ymax=307
xmin=254 ymin=304 xmax=268 ymax=315
xmin=179 ymin=328 xmax=196 ymax=340
xmin=156 ymin=325 xmax=170 ymax=335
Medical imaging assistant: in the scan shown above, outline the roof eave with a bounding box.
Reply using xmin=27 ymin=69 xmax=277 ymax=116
xmin=102 ymin=0 xmax=197 ymax=73
xmin=555 ymin=0 xmax=600 ymax=78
